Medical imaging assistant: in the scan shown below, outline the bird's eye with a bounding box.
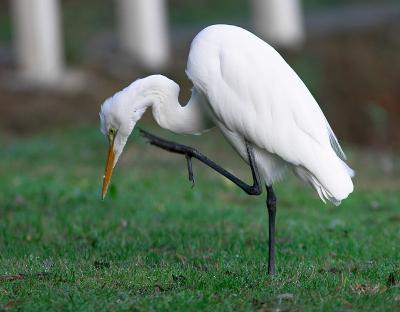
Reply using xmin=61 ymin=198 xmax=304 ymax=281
xmin=108 ymin=128 xmax=117 ymax=142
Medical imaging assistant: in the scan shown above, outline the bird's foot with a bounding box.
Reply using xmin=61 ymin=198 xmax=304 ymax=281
xmin=185 ymin=154 xmax=195 ymax=188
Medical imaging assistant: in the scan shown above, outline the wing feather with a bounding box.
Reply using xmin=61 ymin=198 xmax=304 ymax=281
xmin=186 ymin=25 xmax=353 ymax=202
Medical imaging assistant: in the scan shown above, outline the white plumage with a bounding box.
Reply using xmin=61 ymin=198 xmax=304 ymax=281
xmin=100 ymin=24 xmax=354 ymax=204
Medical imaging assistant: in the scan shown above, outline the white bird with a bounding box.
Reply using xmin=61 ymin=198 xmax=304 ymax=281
xmin=99 ymin=24 xmax=354 ymax=274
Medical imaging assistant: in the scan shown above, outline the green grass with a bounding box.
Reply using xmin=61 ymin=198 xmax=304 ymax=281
xmin=0 ymin=124 xmax=399 ymax=311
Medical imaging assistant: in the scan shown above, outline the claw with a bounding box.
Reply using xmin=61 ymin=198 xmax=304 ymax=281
xmin=185 ymin=154 xmax=195 ymax=188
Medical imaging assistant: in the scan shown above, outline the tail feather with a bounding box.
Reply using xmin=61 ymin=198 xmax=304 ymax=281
xmin=291 ymin=120 xmax=354 ymax=205
xmin=326 ymin=122 xmax=347 ymax=161
xmin=294 ymin=146 xmax=354 ymax=205
xmin=294 ymin=166 xmax=341 ymax=205
xmin=341 ymin=159 xmax=355 ymax=178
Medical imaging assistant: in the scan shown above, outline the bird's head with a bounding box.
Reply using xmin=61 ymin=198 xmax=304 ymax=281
xmin=99 ymin=85 xmax=147 ymax=199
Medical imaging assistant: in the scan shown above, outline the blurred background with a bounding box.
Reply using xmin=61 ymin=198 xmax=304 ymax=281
xmin=0 ymin=0 xmax=399 ymax=149
xmin=0 ymin=1 xmax=399 ymax=309
xmin=0 ymin=0 xmax=399 ymax=192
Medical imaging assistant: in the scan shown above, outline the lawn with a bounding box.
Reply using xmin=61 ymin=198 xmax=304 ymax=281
xmin=0 ymin=124 xmax=399 ymax=311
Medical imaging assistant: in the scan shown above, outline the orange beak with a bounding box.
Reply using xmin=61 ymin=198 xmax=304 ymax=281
xmin=102 ymin=136 xmax=116 ymax=200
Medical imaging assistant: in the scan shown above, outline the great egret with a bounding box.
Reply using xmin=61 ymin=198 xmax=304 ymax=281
xmin=99 ymin=24 xmax=354 ymax=275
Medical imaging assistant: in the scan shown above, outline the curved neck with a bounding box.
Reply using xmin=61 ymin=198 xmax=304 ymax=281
xmin=129 ymin=75 xmax=211 ymax=134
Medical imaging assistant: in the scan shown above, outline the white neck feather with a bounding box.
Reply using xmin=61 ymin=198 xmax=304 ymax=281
xmin=128 ymin=75 xmax=212 ymax=135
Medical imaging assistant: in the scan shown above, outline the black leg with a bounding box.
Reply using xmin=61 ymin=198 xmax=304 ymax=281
xmin=266 ymin=185 xmax=277 ymax=275
xmin=139 ymin=128 xmax=262 ymax=196
xmin=185 ymin=154 xmax=195 ymax=187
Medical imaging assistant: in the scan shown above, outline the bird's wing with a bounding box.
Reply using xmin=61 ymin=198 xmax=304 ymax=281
xmin=186 ymin=25 xmax=353 ymax=201
xmin=189 ymin=35 xmax=334 ymax=161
